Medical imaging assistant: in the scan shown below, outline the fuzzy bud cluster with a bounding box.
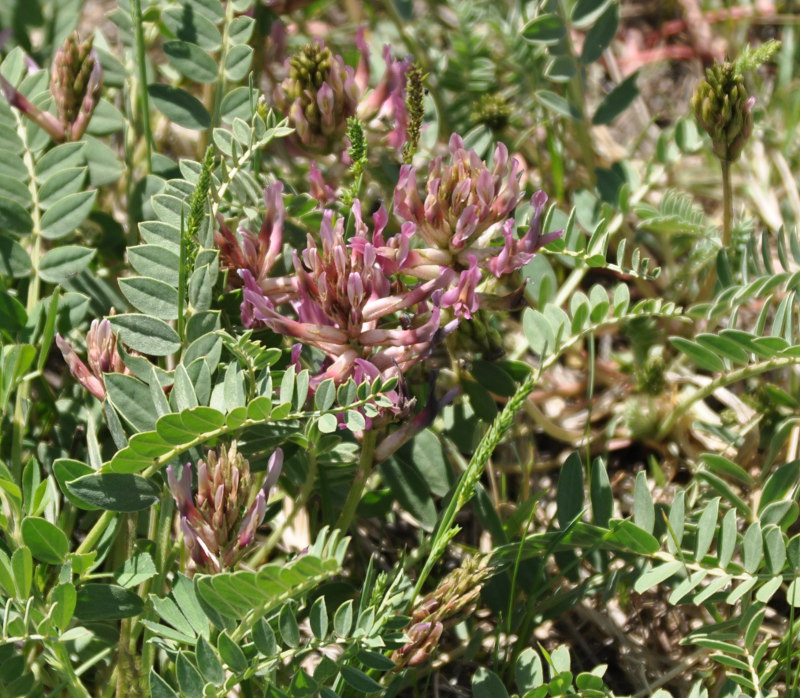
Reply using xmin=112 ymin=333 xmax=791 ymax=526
xmin=50 ymin=32 xmax=102 ymax=139
xmin=274 ymin=42 xmax=359 ymax=152
xmin=0 ymin=32 xmax=103 ymax=143
xmin=691 ymin=61 xmax=755 ymax=162
xmin=272 ymin=37 xmax=410 ymax=155
xmin=472 ymin=93 xmax=512 ymax=132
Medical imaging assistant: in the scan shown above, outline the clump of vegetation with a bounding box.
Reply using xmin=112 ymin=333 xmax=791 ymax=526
xmin=0 ymin=1 xmax=798 ymax=696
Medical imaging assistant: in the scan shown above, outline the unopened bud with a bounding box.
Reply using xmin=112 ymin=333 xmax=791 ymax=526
xmin=691 ymin=60 xmax=753 ymax=162
xmin=50 ymin=32 xmax=102 ymax=141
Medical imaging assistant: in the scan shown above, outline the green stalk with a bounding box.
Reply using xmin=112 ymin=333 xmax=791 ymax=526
xmin=75 ymin=510 xmax=116 ymax=556
xmin=655 ymin=355 xmax=800 ymax=441
xmin=413 ymin=303 xmax=685 ymax=601
xmin=699 ymin=158 xmax=733 ymax=300
xmin=131 ymin=0 xmax=153 ymax=173
xmin=413 ymin=367 xmax=540 ymax=600
xmin=556 ymin=0 xmax=597 ymax=186
xmin=116 ymin=514 xmax=139 ymax=698
xmin=176 ymin=206 xmax=187 ymax=345
xmin=10 ymin=105 xmax=43 ymax=479
xmin=207 ymin=0 xmax=236 ymax=140
xmin=51 ymin=643 xmax=92 ymax=698
xmin=721 ymin=159 xmax=733 ymax=248
xmin=137 ymin=496 xmax=174 ymax=684
xmin=335 ymin=429 xmax=378 ymax=531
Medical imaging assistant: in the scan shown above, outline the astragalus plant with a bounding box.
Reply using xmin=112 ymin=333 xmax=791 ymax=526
xmin=0 ymin=1 xmax=799 ymax=697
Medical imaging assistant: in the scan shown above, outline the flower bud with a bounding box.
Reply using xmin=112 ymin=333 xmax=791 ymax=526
xmin=274 ymin=42 xmax=359 ymax=152
xmin=691 ymin=61 xmax=754 ymax=162
xmin=391 ymin=555 xmax=490 ymax=668
xmin=50 ymin=32 xmax=103 ymax=141
xmin=56 ymin=318 xmax=131 ymax=400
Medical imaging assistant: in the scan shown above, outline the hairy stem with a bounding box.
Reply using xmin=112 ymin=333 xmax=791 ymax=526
xmin=10 ymin=104 xmax=43 ymax=479
xmin=557 ymin=0 xmax=597 ymax=186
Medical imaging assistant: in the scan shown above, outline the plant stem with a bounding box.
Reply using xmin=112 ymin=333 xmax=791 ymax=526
xmin=137 ymin=497 xmax=176 ymax=682
xmin=51 ymin=642 xmax=92 ymax=698
xmin=116 ymin=514 xmax=140 ymax=698
xmin=335 ymin=429 xmax=377 ymax=531
xmin=557 ymin=0 xmax=597 ymax=187
xmin=176 ymin=206 xmax=187 ymax=346
xmin=10 ymin=104 xmax=43 ymax=479
xmin=699 ymin=158 xmax=733 ymax=300
xmin=75 ymin=510 xmax=116 ymax=556
xmin=131 ymin=0 xmax=153 ymax=173
xmin=413 ymin=367 xmax=539 ymax=601
xmin=721 ymin=159 xmax=733 ymax=247
xmin=655 ymin=355 xmax=800 ymax=441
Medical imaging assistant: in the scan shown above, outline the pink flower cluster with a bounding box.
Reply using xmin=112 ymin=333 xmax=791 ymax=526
xmin=239 ymin=200 xmax=453 ymax=388
xmin=224 ymin=133 xmax=560 ymax=391
xmin=167 ymin=444 xmax=283 ymax=573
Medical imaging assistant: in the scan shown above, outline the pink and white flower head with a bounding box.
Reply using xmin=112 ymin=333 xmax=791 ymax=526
xmin=355 ymin=36 xmax=411 ymax=150
xmin=394 ymin=133 xmax=524 ymax=255
xmin=167 ymin=444 xmax=283 ymax=574
xmin=215 ymin=181 xmax=297 ymax=301
xmin=55 ymin=317 xmax=131 ymax=400
xmin=393 ymin=134 xmax=562 ymax=315
xmin=240 ymin=200 xmax=454 ymax=388
xmin=308 ymin=161 xmax=337 ymax=206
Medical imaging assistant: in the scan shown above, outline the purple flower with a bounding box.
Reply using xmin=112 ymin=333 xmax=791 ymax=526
xmin=308 ymin=162 xmax=337 ymax=206
xmin=240 ymin=200 xmax=453 ymax=387
xmin=168 ymin=444 xmax=283 ymax=573
xmin=356 ymin=43 xmax=410 ymax=150
xmin=394 ymin=134 xmax=523 ymax=254
xmin=215 ymin=182 xmax=297 ymax=302
xmin=393 ymin=133 xmax=562 ymax=316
